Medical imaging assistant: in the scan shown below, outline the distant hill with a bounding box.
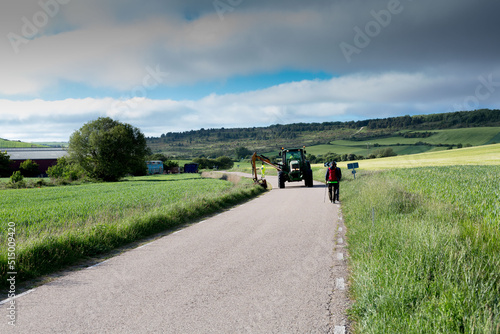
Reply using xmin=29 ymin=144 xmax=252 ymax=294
xmin=147 ymin=109 xmax=500 ymax=158
xmin=31 ymin=142 xmax=69 ymax=148
xmin=0 ymin=138 xmax=46 ymax=148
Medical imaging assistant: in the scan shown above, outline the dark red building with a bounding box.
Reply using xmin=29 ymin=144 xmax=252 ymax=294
xmin=4 ymin=148 xmax=68 ymax=176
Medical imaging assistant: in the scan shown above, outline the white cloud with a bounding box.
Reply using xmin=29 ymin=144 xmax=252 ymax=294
xmin=1 ymin=0 xmax=499 ymax=142
xmin=2 ymin=71 xmax=499 ymax=142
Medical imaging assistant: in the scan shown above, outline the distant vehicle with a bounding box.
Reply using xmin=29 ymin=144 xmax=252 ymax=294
xmin=184 ymin=163 xmax=199 ymax=173
xmin=147 ymin=160 xmax=164 ymax=175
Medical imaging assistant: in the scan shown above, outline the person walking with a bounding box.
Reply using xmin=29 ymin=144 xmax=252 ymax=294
xmin=325 ymin=161 xmax=342 ymax=203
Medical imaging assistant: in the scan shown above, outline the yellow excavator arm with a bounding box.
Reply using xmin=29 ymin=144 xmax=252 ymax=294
xmin=251 ymin=152 xmax=282 ymax=188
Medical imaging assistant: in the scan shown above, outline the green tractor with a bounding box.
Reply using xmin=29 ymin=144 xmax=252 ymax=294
xmin=251 ymin=147 xmax=314 ymax=189
xmin=277 ymin=147 xmax=313 ymax=188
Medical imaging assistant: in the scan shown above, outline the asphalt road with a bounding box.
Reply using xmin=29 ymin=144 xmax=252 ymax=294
xmin=2 ymin=174 xmax=349 ymax=333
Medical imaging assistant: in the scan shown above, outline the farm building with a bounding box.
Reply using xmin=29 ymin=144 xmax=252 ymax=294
xmin=2 ymin=148 xmax=68 ymax=176
xmin=146 ymin=160 xmax=164 ymax=174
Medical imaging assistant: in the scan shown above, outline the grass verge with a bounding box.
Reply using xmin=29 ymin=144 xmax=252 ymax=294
xmin=342 ymin=166 xmax=500 ymax=333
xmin=0 ymin=174 xmax=265 ymax=290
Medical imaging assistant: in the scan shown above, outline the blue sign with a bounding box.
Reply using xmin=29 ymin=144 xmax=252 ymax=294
xmin=347 ymin=162 xmax=359 ymax=170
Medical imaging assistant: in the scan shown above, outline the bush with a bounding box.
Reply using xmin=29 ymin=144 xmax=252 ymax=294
xmin=164 ymin=159 xmax=179 ymax=169
xmin=322 ymin=152 xmax=342 ymax=164
xmin=193 ymin=156 xmax=234 ymax=170
xmin=10 ymin=170 xmax=23 ymax=183
xmin=47 ymin=157 xmax=85 ymax=181
xmin=19 ymin=159 xmax=40 ymax=177
xmin=373 ymin=147 xmax=397 ymax=158
xmin=8 ymin=171 xmax=26 ymax=188
xmin=215 ymin=156 xmax=234 ymax=169
xmin=306 ymin=154 xmax=317 ymax=163
xmin=34 ymin=179 xmax=48 ymax=187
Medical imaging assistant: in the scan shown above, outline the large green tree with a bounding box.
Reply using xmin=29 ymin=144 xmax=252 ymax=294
xmin=69 ymin=117 xmax=150 ymax=181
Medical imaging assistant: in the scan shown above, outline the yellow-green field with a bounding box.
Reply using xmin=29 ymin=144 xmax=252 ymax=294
xmin=325 ymin=143 xmax=500 ymax=171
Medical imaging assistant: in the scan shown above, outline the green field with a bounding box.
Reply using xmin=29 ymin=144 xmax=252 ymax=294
xmin=342 ymin=166 xmax=500 ymax=333
xmin=329 ymin=143 xmax=500 ymax=171
xmin=0 ymin=174 xmax=265 ymax=287
xmin=310 ymin=144 xmax=500 ymax=331
xmin=305 ymin=127 xmax=500 ymax=157
xmin=0 ymin=139 xmax=46 ymax=148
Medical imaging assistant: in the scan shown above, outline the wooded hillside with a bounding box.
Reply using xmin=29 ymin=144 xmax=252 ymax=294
xmin=147 ymin=109 xmax=500 ymax=158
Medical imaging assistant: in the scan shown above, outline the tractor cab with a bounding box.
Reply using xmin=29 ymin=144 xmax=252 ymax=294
xmin=277 ymin=147 xmax=313 ymax=188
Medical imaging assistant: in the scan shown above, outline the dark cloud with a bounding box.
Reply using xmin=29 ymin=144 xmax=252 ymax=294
xmin=0 ymin=0 xmax=499 ymax=141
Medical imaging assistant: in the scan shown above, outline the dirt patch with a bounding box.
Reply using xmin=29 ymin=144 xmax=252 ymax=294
xmin=201 ymin=171 xmax=242 ymax=184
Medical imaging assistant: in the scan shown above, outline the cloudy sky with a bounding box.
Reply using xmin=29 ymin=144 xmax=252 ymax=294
xmin=1 ymin=0 xmax=499 ymax=142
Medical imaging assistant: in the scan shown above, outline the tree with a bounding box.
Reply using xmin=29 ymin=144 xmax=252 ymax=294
xmin=235 ymin=146 xmax=252 ymax=159
xmin=0 ymin=151 xmax=11 ymax=177
xmin=19 ymin=159 xmax=40 ymax=177
xmin=69 ymin=117 xmax=150 ymax=181
xmin=192 ymin=156 xmax=234 ymax=170
xmin=215 ymin=156 xmax=234 ymax=169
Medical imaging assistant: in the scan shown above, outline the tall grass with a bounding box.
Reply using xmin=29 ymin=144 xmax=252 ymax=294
xmin=0 ymin=174 xmax=265 ymax=288
xmin=342 ymin=166 xmax=500 ymax=333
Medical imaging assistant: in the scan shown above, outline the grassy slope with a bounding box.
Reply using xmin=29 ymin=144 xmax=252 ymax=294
xmin=328 ymin=143 xmax=500 ymax=171
xmin=342 ymin=166 xmax=500 ymax=333
xmin=0 ymin=174 xmax=265 ymax=288
xmin=0 ymin=139 xmax=45 ymax=148
xmin=305 ymin=127 xmax=500 ymax=157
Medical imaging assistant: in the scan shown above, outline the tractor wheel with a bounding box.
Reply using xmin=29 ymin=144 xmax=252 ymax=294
xmin=278 ymin=171 xmax=286 ymax=188
xmin=304 ymin=170 xmax=313 ymax=187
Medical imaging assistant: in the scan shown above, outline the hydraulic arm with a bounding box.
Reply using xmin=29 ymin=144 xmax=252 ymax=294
xmin=251 ymin=152 xmax=282 ymax=188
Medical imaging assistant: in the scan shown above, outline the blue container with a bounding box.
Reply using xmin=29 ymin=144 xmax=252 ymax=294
xmin=147 ymin=161 xmax=164 ymax=175
xmin=184 ymin=163 xmax=199 ymax=173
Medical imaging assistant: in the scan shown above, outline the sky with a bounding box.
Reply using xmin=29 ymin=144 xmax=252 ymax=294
xmin=1 ymin=0 xmax=499 ymax=142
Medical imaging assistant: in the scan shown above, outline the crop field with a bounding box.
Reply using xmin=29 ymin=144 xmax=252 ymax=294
xmin=305 ymin=127 xmax=500 ymax=157
xmin=323 ymin=143 xmax=500 ymax=173
xmin=0 ymin=139 xmax=43 ymax=148
xmin=1 ymin=174 xmax=230 ymax=240
xmin=0 ymin=174 xmax=264 ymax=286
xmin=342 ymin=165 xmax=500 ymax=333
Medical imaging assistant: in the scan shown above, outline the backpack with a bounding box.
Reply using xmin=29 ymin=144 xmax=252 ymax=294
xmin=328 ymin=167 xmax=338 ymax=182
